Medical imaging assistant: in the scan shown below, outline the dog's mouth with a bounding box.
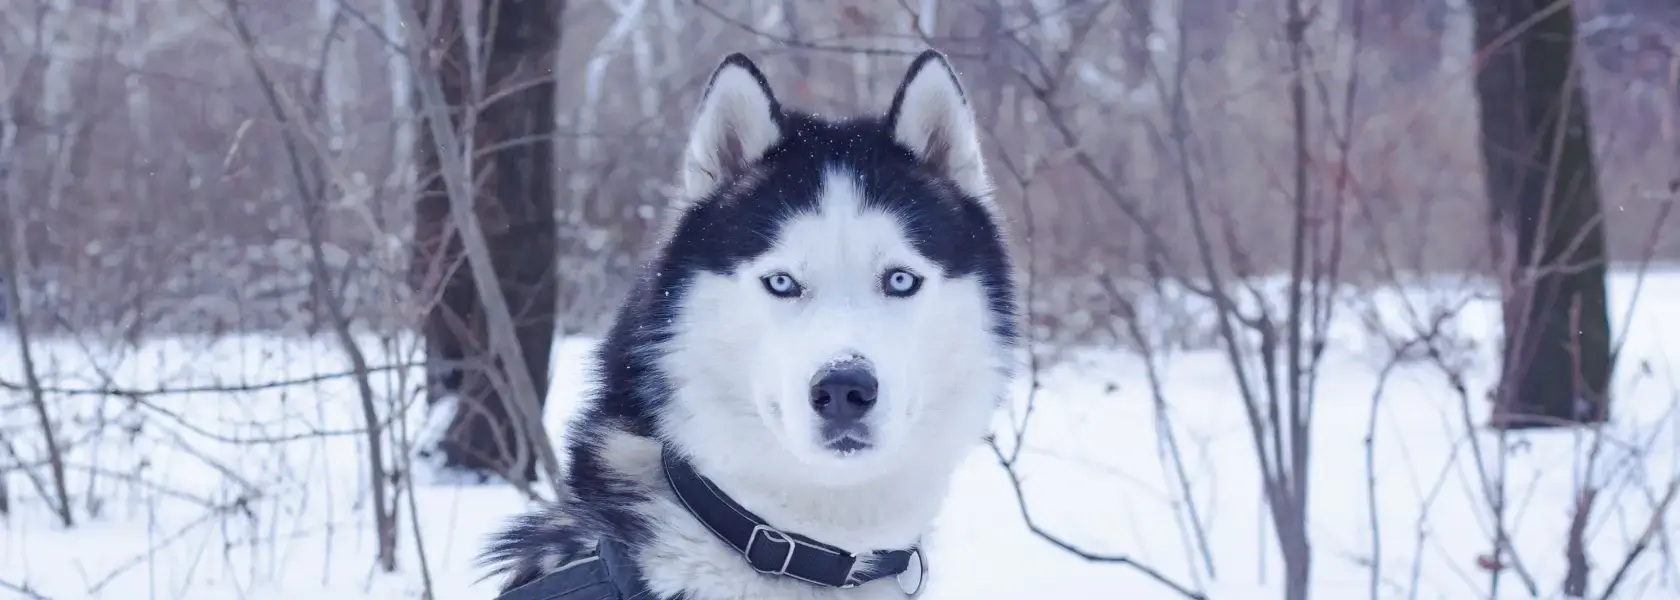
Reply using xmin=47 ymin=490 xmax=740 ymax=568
xmin=821 ymin=428 xmax=874 ymax=455
xmin=816 ymin=418 xmax=873 ymax=457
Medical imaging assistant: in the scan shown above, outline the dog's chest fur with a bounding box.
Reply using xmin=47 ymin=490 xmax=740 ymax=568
xmin=590 ymin=428 xmax=921 ymax=600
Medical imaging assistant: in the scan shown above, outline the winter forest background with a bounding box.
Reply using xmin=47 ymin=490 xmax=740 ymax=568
xmin=2 ymin=0 xmax=1679 ymax=599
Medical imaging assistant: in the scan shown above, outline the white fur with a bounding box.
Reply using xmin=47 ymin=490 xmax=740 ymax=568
xmin=890 ymin=58 xmax=991 ymax=203
xmin=620 ymin=167 xmax=1006 ymax=599
xmin=681 ymin=63 xmax=782 ymax=200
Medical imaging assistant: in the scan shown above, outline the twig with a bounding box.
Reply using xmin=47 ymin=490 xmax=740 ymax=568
xmin=399 ymin=395 xmax=436 ymax=600
xmin=83 ymin=502 xmax=239 ymax=595
xmin=221 ymin=0 xmax=401 ymax=570
xmin=989 ymin=440 xmax=1208 ymax=600
xmin=395 ymin=0 xmax=566 ymax=500
xmin=0 ymin=578 xmax=53 ymax=600
xmin=0 ymin=111 xmax=73 ymax=529
xmin=1097 ymin=274 xmax=1218 ymax=582
xmin=1426 ymin=348 xmax=1542 ymax=596
xmin=0 ymin=363 xmax=419 ymax=398
xmin=1364 ymin=341 xmax=1413 ymax=600
xmin=1597 ymin=477 xmax=1680 ymax=599
xmin=980 ymin=145 xmax=1205 ymax=596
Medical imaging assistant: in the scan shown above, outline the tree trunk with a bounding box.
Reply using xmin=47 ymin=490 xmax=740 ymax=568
xmin=411 ymin=0 xmax=561 ymax=484
xmin=1471 ymin=0 xmax=1613 ymax=430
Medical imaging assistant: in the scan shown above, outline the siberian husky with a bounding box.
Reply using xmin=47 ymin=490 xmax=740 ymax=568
xmin=482 ymin=49 xmax=1019 ymax=600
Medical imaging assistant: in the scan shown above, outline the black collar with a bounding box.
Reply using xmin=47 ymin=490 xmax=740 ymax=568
xmin=659 ymin=447 xmax=926 ymax=593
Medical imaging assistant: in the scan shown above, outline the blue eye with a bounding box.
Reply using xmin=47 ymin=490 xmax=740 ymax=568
xmin=761 ymin=273 xmax=803 ymax=298
xmin=882 ymin=269 xmax=922 ymax=297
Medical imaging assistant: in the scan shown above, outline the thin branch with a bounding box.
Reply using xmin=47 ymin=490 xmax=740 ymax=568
xmin=0 ymin=110 xmax=73 ymax=529
xmin=0 ymin=363 xmax=418 ymax=398
xmin=1597 ymin=477 xmax=1680 ymax=599
xmin=988 ymin=440 xmax=1208 ymax=600
xmin=0 ymin=578 xmax=53 ymax=600
xmin=395 ymin=0 xmax=566 ymax=500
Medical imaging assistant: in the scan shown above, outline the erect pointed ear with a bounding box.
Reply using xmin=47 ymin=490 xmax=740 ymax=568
xmin=886 ymin=50 xmax=990 ymax=200
xmin=681 ymin=53 xmax=783 ymax=200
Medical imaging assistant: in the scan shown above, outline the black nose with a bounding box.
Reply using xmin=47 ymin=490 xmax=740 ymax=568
xmin=810 ymin=363 xmax=878 ymax=422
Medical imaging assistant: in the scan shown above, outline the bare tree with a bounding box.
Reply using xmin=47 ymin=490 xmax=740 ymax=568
xmin=0 ymin=0 xmax=72 ymax=528
xmin=221 ymin=0 xmax=406 ymax=571
xmin=409 ymin=0 xmax=565 ymax=489
xmin=1472 ymin=0 xmax=1615 ymax=430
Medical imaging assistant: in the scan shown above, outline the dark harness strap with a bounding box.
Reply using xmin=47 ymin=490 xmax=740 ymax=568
xmin=660 ymin=447 xmax=924 ymax=592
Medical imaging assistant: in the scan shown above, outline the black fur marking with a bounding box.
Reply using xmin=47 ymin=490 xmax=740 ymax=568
xmin=478 ymin=51 xmax=1019 ymax=597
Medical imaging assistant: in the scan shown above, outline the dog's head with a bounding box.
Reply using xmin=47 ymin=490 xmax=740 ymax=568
xmin=648 ymin=51 xmax=1018 ymax=487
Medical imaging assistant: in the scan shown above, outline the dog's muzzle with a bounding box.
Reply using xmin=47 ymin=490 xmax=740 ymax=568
xmin=809 ymin=356 xmax=876 ymax=451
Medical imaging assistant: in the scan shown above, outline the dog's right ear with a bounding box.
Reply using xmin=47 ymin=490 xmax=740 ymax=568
xmin=681 ymin=54 xmax=783 ymax=200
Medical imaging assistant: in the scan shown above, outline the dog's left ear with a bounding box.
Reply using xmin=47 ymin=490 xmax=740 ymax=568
xmin=887 ymin=50 xmax=990 ymax=200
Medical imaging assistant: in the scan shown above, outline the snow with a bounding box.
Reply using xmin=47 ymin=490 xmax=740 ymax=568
xmin=3 ymin=269 xmax=1678 ymax=599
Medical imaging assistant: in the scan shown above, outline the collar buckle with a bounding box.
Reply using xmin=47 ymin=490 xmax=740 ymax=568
xmin=744 ymin=524 xmax=798 ymax=576
xmin=662 ymin=447 xmax=917 ymax=591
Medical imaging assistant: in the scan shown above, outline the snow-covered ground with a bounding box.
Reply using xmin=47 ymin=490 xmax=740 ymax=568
xmin=3 ymin=270 xmax=1678 ymax=599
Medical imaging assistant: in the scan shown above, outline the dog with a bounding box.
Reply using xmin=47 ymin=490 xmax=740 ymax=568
xmin=480 ymin=49 xmax=1020 ymax=600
